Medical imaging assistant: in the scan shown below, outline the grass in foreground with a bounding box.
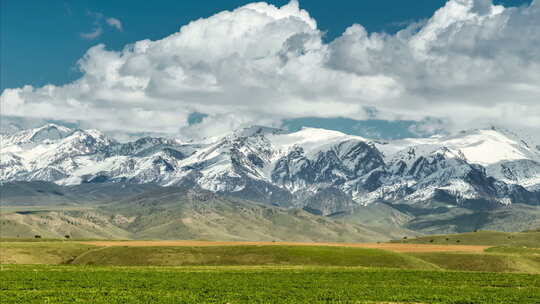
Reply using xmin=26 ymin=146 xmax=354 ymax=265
xmin=409 ymin=252 xmax=540 ymax=273
xmin=69 ymin=245 xmax=438 ymax=269
xmin=486 ymin=246 xmax=540 ymax=255
xmin=4 ymin=241 xmax=540 ymax=273
xmin=1 ymin=265 xmax=539 ymax=304
xmin=0 ymin=242 xmax=96 ymax=264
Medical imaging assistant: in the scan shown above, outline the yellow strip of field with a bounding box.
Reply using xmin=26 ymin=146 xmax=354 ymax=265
xmin=79 ymin=240 xmax=490 ymax=253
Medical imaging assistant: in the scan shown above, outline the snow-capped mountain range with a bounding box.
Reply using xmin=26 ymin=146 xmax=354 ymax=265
xmin=1 ymin=124 xmax=539 ymax=214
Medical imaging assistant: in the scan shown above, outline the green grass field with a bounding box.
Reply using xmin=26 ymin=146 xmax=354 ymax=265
xmin=2 ymin=235 xmax=540 ymax=303
xmin=69 ymin=245 xmax=440 ymax=269
xmin=2 ymin=265 xmax=540 ymax=304
xmin=409 ymin=252 xmax=540 ymax=273
xmin=1 ymin=242 xmax=437 ymax=269
xmin=394 ymin=230 xmax=540 ymax=247
xmin=0 ymin=242 xmax=96 ymax=264
xmin=486 ymin=246 xmax=540 ymax=255
xmin=3 ymin=240 xmax=540 ymax=272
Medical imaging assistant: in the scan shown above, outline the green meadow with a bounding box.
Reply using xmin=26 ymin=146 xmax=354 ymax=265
xmin=2 ymin=265 xmax=540 ymax=304
xmin=1 ymin=231 xmax=540 ymax=304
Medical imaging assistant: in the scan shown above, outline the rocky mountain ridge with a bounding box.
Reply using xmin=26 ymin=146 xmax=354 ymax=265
xmin=1 ymin=124 xmax=539 ymax=215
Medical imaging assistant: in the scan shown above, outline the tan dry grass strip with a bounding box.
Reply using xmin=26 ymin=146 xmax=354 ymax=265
xmin=78 ymin=240 xmax=490 ymax=253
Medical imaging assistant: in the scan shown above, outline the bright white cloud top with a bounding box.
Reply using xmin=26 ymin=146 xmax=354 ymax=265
xmin=1 ymin=0 xmax=539 ymax=137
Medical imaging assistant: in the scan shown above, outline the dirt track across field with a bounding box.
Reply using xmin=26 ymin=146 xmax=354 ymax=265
xmin=80 ymin=241 xmax=490 ymax=253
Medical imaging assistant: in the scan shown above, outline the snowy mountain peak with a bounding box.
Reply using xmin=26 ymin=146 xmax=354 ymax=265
xmin=232 ymin=125 xmax=286 ymax=138
xmin=268 ymin=127 xmax=368 ymax=154
xmin=34 ymin=123 xmax=72 ymax=132
xmin=31 ymin=123 xmax=73 ymax=140
xmin=1 ymin=123 xmax=74 ymax=147
xmin=380 ymin=128 xmax=538 ymax=166
xmin=446 ymin=129 xmax=539 ymax=165
xmin=1 ymin=124 xmax=539 ymax=211
xmin=69 ymin=128 xmax=113 ymax=143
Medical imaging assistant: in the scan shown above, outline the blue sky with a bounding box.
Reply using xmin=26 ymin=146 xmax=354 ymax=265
xmin=1 ymin=0 xmax=538 ymax=139
xmin=2 ymin=0 xmax=530 ymax=91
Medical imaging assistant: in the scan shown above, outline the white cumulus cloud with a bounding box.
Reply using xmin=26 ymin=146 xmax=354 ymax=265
xmin=2 ymin=0 xmax=539 ymax=137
